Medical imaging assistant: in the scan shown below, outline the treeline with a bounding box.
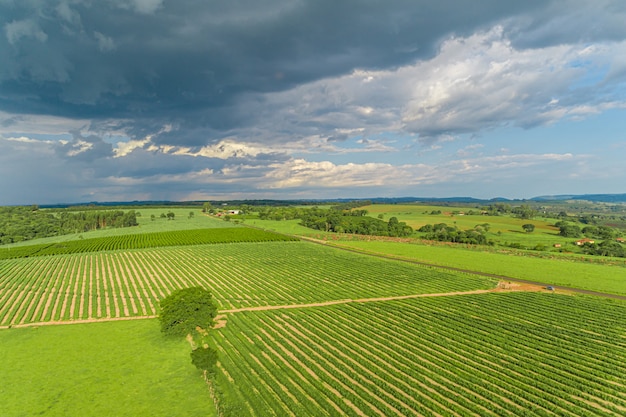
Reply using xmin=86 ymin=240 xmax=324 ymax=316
xmin=418 ymin=223 xmax=491 ymax=245
xmin=555 ymin=221 xmax=620 ymax=239
xmin=0 ymin=206 xmax=138 ymax=245
xmin=484 ymin=203 xmax=538 ymax=219
xmin=301 ymin=211 xmax=413 ymax=237
xmin=580 ymin=241 xmax=625 ymax=258
xmin=257 ymin=203 xmax=413 ymax=237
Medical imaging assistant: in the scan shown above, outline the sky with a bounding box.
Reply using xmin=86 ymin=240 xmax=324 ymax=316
xmin=1 ymin=0 xmax=626 ymax=205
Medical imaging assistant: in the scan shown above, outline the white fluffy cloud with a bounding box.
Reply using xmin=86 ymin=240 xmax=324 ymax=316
xmin=245 ymin=26 xmax=626 ymax=145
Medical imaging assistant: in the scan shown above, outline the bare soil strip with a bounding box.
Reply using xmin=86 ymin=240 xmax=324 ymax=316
xmin=78 ymin=256 xmax=88 ymax=319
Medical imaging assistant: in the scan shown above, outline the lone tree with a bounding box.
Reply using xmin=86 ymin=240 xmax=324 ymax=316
xmin=159 ymin=287 xmax=217 ymax=337
xmin=522 ymin=223 xmax=535 ymax=233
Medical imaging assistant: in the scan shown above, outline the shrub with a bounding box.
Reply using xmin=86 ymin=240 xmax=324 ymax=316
xmin=159 ymin=287 xmax=217 ymax=337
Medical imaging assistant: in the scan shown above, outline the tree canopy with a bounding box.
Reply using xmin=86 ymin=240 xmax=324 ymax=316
xmin=0 ymin=206 xmax=138 ymax=245
xmin=191 ymin=345 xmax=218 ymax=376
xmin=159 ymin=287 xmax=217 ymax=337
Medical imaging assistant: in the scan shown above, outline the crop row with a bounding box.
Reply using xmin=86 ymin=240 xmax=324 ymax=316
xmin=211 ymin=292 xmax=626 ymax=417
xmin=0 ymin=241 xmax=496 ymax=326
xmin=0 ymin=227 xmax=297 ymax=260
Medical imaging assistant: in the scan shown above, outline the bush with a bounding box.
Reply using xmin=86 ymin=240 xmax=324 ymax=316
xmin=159 ymin=287 xmax=217 ymax=337
xmin=191 ymin=345 xmax=218 ymax=376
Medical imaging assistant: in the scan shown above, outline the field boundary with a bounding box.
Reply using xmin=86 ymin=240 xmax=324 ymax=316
xmin=0 ymin=314 xmax=158 ymax=329
xmin=220 ymin=288 xmax=508 ymax=314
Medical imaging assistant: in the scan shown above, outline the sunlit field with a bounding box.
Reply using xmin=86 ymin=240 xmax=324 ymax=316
xmin=0 ymin=319 xmax=215 ymax=417
xmin=1 ymin=207 xmax=625 ymax=416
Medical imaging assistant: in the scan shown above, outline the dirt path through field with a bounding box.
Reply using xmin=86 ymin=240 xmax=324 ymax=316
xmin=219 ymin=282 xmax=543 ymax=314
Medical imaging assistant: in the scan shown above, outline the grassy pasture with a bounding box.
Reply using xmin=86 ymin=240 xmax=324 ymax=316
xmin=332 ymin=240 xmax=626 ymax=295
xmin=212 ymin=292 xmax=626 ymax=416
xmin=363 ymin=203 xmax=586 ymax=248
xmin=0 ymin=319 xmax=214 ymax=417
xmin=243 ymin=210 xmax=626 ymax=295
xmin=249 ymin=204 xmax=593 ymax=251
xmin=246 ymin=218 xmax=330 ymax=236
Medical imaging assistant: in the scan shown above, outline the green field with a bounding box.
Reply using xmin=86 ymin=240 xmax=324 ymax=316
xmin=213 ymin=292 xmax=626 ymax=416
xmin=0 ymin=319 xmax=215 ymax=417
xmin=0 ymin=227 xmax=296 ymax=260
xmin=2 ymin=212 xmax=625 ymax=416
xmin=0 ymin=241 xmax=496 ymax=326
xmin=364 ymin=203 xmax=550 ymax=229
xmin=247 ymin=218 xmax=330 ymax=237
xmin=363 ymin=203 xmax=578 ymax=247
xmin=331 ymin=240 xmax=626 ymax=295
xmin=5 ymin=207 xmax=231 ymax=248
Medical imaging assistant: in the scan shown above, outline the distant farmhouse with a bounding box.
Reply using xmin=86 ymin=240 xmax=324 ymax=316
xmin=575 ymin=238 xmax=595 ymax=246
xmin=215 ymin=209 xmax=240 ymax=217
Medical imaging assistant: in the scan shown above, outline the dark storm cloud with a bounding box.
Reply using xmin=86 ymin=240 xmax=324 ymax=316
xmin=504 ymin=0 xmax=626 ymax=49
xmin=1 ymin=0 xmax=552 ymax=146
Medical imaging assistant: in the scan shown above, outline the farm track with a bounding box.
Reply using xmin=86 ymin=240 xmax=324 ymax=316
xmin=220 ymin=288 xmax=507 ymax=313
xmin=297 ymin=236 xmax=626 ymax=300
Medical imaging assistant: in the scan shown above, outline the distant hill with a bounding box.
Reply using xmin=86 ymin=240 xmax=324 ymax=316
xmin=34 ymin=193 xmax=626 ymax=208
xmin=531 ymin=194 xmax=626 ymax=203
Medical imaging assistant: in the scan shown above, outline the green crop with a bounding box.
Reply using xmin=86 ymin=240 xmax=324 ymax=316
xmin=212 ymin=292 xmax=626 ymax=416
xmin=0 ymin=241 xmax=496 ymax=326
xmin=0 ymin=228 xmax=297 ymax=260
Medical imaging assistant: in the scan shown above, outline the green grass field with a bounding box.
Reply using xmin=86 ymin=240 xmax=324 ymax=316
xmin=363 ymin=203 xmax=588 ymax=249
xmin=246 ymin=218 xmax=331 ymax=236
xmin=330 ymin=240 xmax=626 ymax=295
xmin=0 ymin=319 xmax=215 ymax=417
